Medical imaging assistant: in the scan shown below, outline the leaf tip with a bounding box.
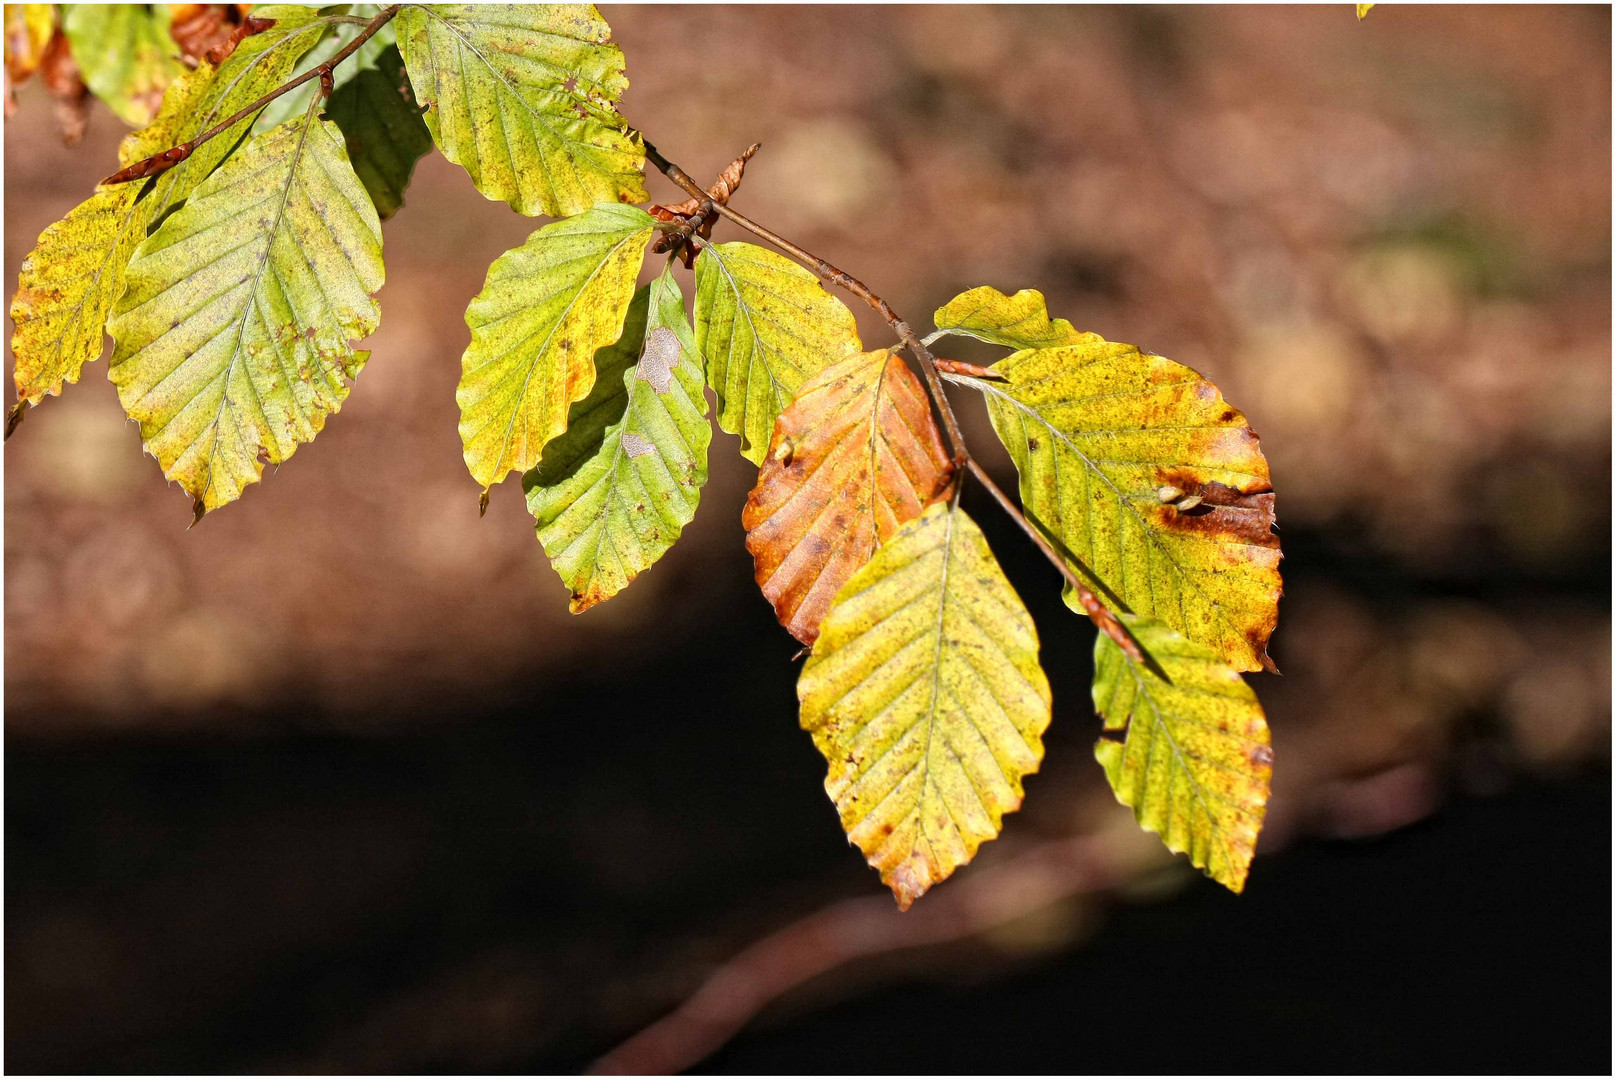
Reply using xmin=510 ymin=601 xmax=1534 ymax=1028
xmin=5 ymin=400 xmax=27 ymax=441
xmin=478 ymin=487 xmax=490 ymax=517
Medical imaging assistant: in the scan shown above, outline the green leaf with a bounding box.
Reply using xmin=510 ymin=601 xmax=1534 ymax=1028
xmin=325 ymin=44 xmax=432 ymax=219
xmin=525 ymin=266 xmax=711 ymax=612
xmin=8 ymin=64 xmax=213 ymax=416
xmin=1092 ymin=615 xmax=1272 ymax=892
xmin=692 ymin=241 xmax=862 ymax=465
xmin=799 ymin=502 xmax=1052 ymax=909
xmin=253 ymin=4 xmax=397 ymax=133
xmin=108 ymin=106 xmax=384 ymax=516
xmin=458 ymin=202 xmax=654 ymax=491
xmin=931 ymin=285 xmax=1098 ymax=351
xmin=393 ymin=3 xmax=646 ymax=218
xmin=945 ymin=331 xmax=1281 ymax=672
xmin=62 ymin=3 xmax=187 ymax=126
xmin=146 ymin=5 xmax=329 ymax=215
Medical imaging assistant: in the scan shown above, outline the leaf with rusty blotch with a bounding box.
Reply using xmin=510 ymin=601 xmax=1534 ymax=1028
xmin=693 ymin=241 xmax=862 ymax=465
xmin=107 ymin=106 xmax=384 ymax=517
xmin=324 ymin=44 xmax=431 ymax=219
xmin=943 ymin=337 xmax=1281 ymax=672
xmin=393 ymin=4 xmax=646 ymax=218
xmin=458 ymin=202 xmax=653 ymax=492
xmin=525 ymin=266 xmax=710 ymax=612
xmin=142 ymin=5 xmax=328 ymax=216
xmin=799 ymin=502 xmax=1052 ymax=909
xmin=8 ymin=62 xmax=216 ymax=417
xmin=1093 ymin=614 xmax=1272 ymax=892
xmin=930 ymin=285 xmax=1099 ymax=352
xmin=61 ymin=3 xmax=186 ymax=126
xmin=744 ymin=349 xmax=953 ymax=644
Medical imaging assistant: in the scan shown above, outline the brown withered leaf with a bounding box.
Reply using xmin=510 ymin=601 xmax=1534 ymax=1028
xmin=650 ymin=143 xmax=760 ymax=268
xmin=744 ymin=348 xmax=954 ymax=645
xmin=169 ymin=3 xmax=254 ymax=65
xmin=39 ymin=29 xmax=88 ymax=145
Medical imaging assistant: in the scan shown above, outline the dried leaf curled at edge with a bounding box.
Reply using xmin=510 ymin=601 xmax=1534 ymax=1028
xmin=526 ymin=267 xmax=711 ymax=611
xmin=107 ymin=110 xmax=384 ymax=516
xmin=168 ymin=4 xmax=254 ymax=66
xmin=799 ymin=502 xmax=1052 ymax=909
xmin=744 ymin=348 xmax=953 ymax=644
xmin=1093 ymin=615 xmax=1272 ymax=892
xmin=458 ymin=202 xmax=655 ymax=491
xmin=935 ymin=287 xmax=1281 ymax=672
xmin=693 ymin=240 xmax=863 ymax=465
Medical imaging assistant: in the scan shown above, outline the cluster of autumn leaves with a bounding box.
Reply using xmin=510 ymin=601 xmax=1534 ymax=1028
xmin=6 ymin=4 xmax=1281 ymax=907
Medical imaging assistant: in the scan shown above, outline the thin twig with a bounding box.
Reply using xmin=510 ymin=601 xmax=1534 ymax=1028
xmin=591 ymin=831 xmax=1122 ymax=1074
xmin=643 ymin=141 xmax=968 ymax=466
xmin=101 ymin=5 xmax=401 ymax=186
xmin=643 ymin=141 xmax=1140 ymax=658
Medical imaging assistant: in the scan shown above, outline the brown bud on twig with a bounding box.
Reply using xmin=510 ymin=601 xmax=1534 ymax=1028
xmin=931 ymin=357 xmax=1004 ymax=380
xmin=102 ymin=144 xmax=192 ymax=186
xmin=649 ymin=144 xmax=761 ymax=268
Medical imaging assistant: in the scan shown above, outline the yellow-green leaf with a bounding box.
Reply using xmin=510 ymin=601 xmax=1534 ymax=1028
xmin=1356 ymin=4 xmax=1375 ymax=18
xmin=458 ymin=202 xmax=654 ymax=491
xmin=61 ymin=3 xmax=187 ymax=126
xmin=799 ymin=502 xmax=1052 ymax=909
xmin=108 ymin=106 xmax=384 ymax=516
xmin=1092 ymin=615 xmax=1272 ymax=892
xmin=394 ymin=3 xmax=646 ymax=218
xmin=325 ymin=44 xmax=432 ymax=219
xmin=253 ymin=4 xmax=396 ymax=133
xmin=526 ymin=266 xmax=711 ymax=612
xmin=146 ymin=5 xmax=328 ymax=215
xmin=930 ymin=285 xmax=1098 ymax=351
xmin=945 ymin=333 xmax=1281 ymax=672
xmin=693 ymin=241 xmax=862 ymax=465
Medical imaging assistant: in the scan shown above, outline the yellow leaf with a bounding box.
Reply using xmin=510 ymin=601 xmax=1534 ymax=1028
xmin=458 ymin=202 xmax=654 ymax=491
xmin=931 ymin=285 xmax=1099 ymax=351
xmin=744 ymin=348 xmax=953 ymax=644
xmin=940 ymin=317 xmax=1282 ymax=672
xmin=693 ymin=241 xmax=862 ymax=464
xmin=1356 ymin=4 xmax=1375 ymax=19
xmin=800 ymin=502 xmax=1052 ymax=909
xmin=1093 ymin=615 xmax=1272 ymax=892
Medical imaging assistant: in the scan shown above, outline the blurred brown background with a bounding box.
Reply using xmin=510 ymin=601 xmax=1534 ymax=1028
xmin=6 ymin=4 xmax=1610 ymax=1073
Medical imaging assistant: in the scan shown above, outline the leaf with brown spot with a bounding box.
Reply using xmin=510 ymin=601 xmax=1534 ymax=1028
xmin=743 ymin=348 xmax=953 ymax=644
xmin=1092 ymin=614 xmax=1272 ymax=891
xmin=940 ymin=329 xmax=1282 ymax=672
xmin=799 ymin=502 xmax=1052 ymax=909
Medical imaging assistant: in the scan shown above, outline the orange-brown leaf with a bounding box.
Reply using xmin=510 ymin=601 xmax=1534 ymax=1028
xmin=169 ymin=4 xmax=254 ymax=65
xmin=744 ymin=348 xmax=953 ymax=644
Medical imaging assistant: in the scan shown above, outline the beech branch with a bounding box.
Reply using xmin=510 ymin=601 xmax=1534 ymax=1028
xmin=643 ymin=141 xmax=1141 ymax=661
xmin=101 ymin=4 xmax=401 ymax=187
